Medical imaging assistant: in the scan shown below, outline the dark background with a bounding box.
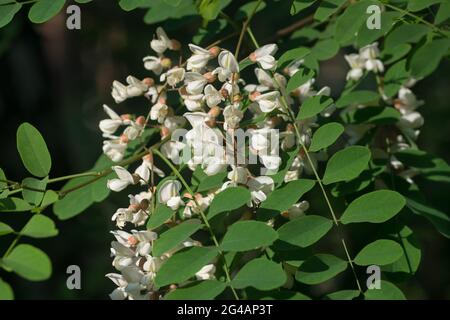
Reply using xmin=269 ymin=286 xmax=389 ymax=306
xmin=0 ymin=0 xmax=449 ymax=299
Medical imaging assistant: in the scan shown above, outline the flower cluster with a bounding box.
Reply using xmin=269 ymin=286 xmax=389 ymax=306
xmin=99 ymin=25 xmax=422 ymax=299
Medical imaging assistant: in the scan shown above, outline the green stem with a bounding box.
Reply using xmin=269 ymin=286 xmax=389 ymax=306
xmin=153 ymin=149 xmax=240 ymax=300
xmin=234 ymin=0 xmax=263 ymax=58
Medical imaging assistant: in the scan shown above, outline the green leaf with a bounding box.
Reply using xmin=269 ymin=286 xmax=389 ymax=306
xmin=53 ymin=154 xmax=115 ymax=220
xmin=325 ymin=290 xmax=360 ymax=300
xmin=257 ymin=179 xmax=315 ymax=220
xmin=382 ymin=225 xmax=421 ymax=275
xmin=276 ymin=215 xmax=332 ymax=248
xmin=0 ymin=197 xmax=32 ymax=212
xmin=153 ymin=220 xmax=202 ymax=256
xmin=0 ymin=168 xmax=7 ymax=199
xmin=198 ymin=0 xmax=231 ymax=21
xmin=119 ymin=0 xmax=146 ymax=11
xmin=0 ymin=222 xmax=14 ymax=236
xmin=196 ymin=171 xmax=227 ymax=192
xmin=297 ymin=95 xmax=333 ymax=120
xmin=354 ymin=239 xmax=403 ymax=266
xmin=407 ymin=0 xmax=443 ymax=12
xmin=309 ymin=122 xmax=344 ymax=152
xmin=3 ymin=244 xmax=51 ymax=281
xmin=155 ymin=246 xmax=218 ymax=287
xmin=0 ymin=3 xmax=21 ymax=28
xmin=0 ymin=279 xmax=13 ymax=300
xmin=207 ymin=187 xmax=251 ymax=219
xmin=334 ymin=0 xmax=375 ymax=45
xmin=232 ymin=257 xmax=286 ymax=290
xmin=220 ymin=221 xmax=278 ymax=252
xmin=147 ymin=204 xmax=173 ymax=230
xmin=331 ymin=166 xmax=383 ymax=197
xmin=290 ymin=0 xmax=315 ymax=15
xmin=22 ymin=177 xmax=47 ymax=206
xmin=295 ymin=254 xmax=347 ymax=285
xmin=435 ymin=2 xmax=450 ymax=24
xmin=364 ymin=280 xmax=406 ymax=300
xmin=341 ymin=107 xmax=401 ymax=125
xmin=356 ymin=11 xmax=402 ymax=48
xmin=235 ymin=0 xmax=267 ymax=20
xmin=406 ymin=197 xmax=450 ymax=239
xmin=40 ymin=190 xmax=59 ymax=208
xmin=322 ymin=146 xmax=371 ymax=185
xmin=311 ymin=39 xmax=339 ymax=60
xmin=144 ymin=0 xmax=197 ymax=24
xmin=21 ymin=214 xmax=58 ymax=238
xmin=383 ymin=59 xmax=410 ymax=98
xmin=341 ymin=190 xmax=406 ymax=224
xmin=28 ymin=0 xmax=66 ymax=24
xmin=336 ymin=90 xmax=379 ymax=108
xmin=16 ymin=123 xmax=52 ymax=178
xmin=410 ymin=39 xmax=450 ymax=78
xmin=246 ymin=288 xmax=311 ymax=300
xmin=277 ymin=47 xmax=310 ymax=69
xmin=286 ymin=68 xmax=315 ymax=93
xmin=165 ymin=280 xmax=227 ymax=300
xmin=384 ymin=23 xmax=429 ymax=49
xmin=314 ymin=0 xmax=346 ymax=22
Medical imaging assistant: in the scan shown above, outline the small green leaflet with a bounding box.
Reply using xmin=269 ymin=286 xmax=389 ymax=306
xmin=232 ymin=257 xmax=286 ymax=291
xmin=354 ymin=239 xmax=403 ymax=266
xmin=309 ymin=122 xmax=344 ymax=152
xmin=220 ymin=221 xmax=278 ymax=252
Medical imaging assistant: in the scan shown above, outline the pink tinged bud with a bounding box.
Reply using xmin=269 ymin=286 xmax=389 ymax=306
xmin=249 ymin=52 xmax=257 ymax=62
xmin=208 ymin=46 xmax=220 ymax=57
xmin=161 ymin=126 xmax=170 ymax=139
xmin=143 ymin=153 xmax=154 ymax=163
xmin=120 ymin=134 xmax=129 ymax=144
xmin=121 ymin=114 xmax=131 ymax=121
xmin=135 ymin=116 xmax=146 ymax=127
xmin=128 ymin=204 xmax=140 ymax=212
xmin=208 ymin=106 xmax=221 ymax=118
xmin=203 ymin=72 xmax=217 ymax=83
xmin=127 ymin=236 xmax=138 ymax=246
xmin=249 ymin=91 xmax=261 ymax=102
xmin=158 ymin=97 xmax=167 ymax=104
xmin=142 ymin=77 xmax=155 ymax=87
xmin=171 ymin=39 xmax=181 ymax=51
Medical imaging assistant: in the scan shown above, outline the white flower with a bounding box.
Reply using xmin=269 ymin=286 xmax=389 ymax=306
xmin=195 ymin=264 xmax=216 ymax=280
xmin=134 ymin=156 xmax=165 ymax=183
xmin=202 ymin=156 xmax=226 ymax=176
xmin=255 ymin=91 xmax=281 ymax=112
xmin=204 ymin=84 xmax=223 ymax=107
xmin=107 ymin=166 xmax=137 ymax=192
xmin=395 ymin=87 xmax=424 ymax=113
xmin=187 ymin=44 xmax=212 ymax=71
xmin=150 ymin=102 xmax=169 ymax=123
xmin=99 ymin=104 xmax=124 ymax=135
xmin=185 ymin=72 xmax=207 ymax=95
xmin=150 ymin=27 xmax=173 ymax=54
xmin=162 ymin=67 xmax=185 ymax=87
xmin=247 ymin=176 xmax=274 ymax=204
xmin=223 ymin=104 xmax=243 ymax=129
xmin=286 ymin=201 xmax=309 ymax=220
xmin=359 ymin=42 xmax=384 ymax=73
xmin=344 ymin=54 xmax=365 ymax=81
xmin=161 ymin=140 xmax=186 ymax=162
xmin=125 ymin=76 xmax=148 ymax=98
xmin=182 ymin=93 xmax=204 ymax=111
xmin=250 ymin=44 xmax=278 ymax=70
xmin=111 ymin=80 xmax=128 ymax=104
xmin=164 ymin=116 xmax=186 ymax=133
xmin=227 ymin=166 xmax=248 ymax=185
xmin=398 ymin=111 xmax=424 ymax=129
xmin=213 ymin=50 xmax=239 ymax=82
xmin=103 ymin=140 xmax=127 ymax=162
xmin=158 ymin=180 xmax=184 ymax=210
xmin=143 ymin=56 xmax=163 ymax=75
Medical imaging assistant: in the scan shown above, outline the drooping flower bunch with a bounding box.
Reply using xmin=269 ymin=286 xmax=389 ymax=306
xmin=99 ymin=25 xmax=428 ymax=300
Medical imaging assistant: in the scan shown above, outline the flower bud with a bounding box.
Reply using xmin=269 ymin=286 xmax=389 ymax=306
xmin=171 ymin=39 xmax=181 ymax=51
xmin=140 ymin=199 xmax=150 ymax=210
xmin=128 ymin=204 xmax=140 ymax=212
xmin=203 ymin=71 xmax=216 ymax=83
xmin=121 ymin=114 xmax=132 ymax=121
xmin=220 ymin=88 xmax=229 ymax=99
xmin=249 ymin=52 xmax=257 ymax=62
xmin=161 ymin=57 xmax=172 ymax=69
xmin=135 ymin=116 xmax=146 ymax=127
xmin=233 ymin=94 xmax=242 ymax=103
xmin=143 ymin=153 xmax=154 ymax=163
xmin=127 ymin=236 xmax=138 ymax=246
xmin=249 ymin=91 xmax=261 ymax=101
xmin=208 ymin=106 xmax=221 ymax=118
xmin=178 ymin=86 xmax=188 ymax=96
xmin=142 ymin=77 xmax=155 ymax=87
xmin=208 ymin=46 xmax=220 ymax=57
xmin=160 ymin=126 xmax=170 ymax=139
xmin=120 ymin=134 xmax=129 ymax=144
